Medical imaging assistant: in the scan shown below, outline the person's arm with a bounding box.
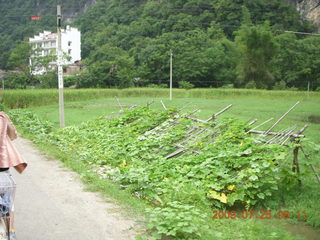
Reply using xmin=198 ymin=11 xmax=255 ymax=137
xmin=0 ymin=115 xmax=7 ymax=142
xmin=7 ymin=118 xmax=17 ymax=140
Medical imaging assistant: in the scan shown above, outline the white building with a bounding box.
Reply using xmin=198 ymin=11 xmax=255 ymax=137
xmin=29 ymin=26 xmax=81 ymax=75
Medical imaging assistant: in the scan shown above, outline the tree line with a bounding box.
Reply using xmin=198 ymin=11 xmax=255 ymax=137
xmin=2 ymin=0 xmax=320 ymax=90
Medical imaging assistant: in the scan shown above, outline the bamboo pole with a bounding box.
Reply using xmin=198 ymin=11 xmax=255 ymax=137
xmin=249 ymin=130 xmax=304 ymax=138
xmin=264 ymin=127 xmax=292 ymax=145
xmin=115 ymin=97 xmax=124 ymax=112
xmin=280 ymin=129 xmax=297 ymax=145
xmin=264 ymin=101 xmax=300 ymax=134
xmin=207 ymin=104 xmax=233 ymax=121
xmin=246 ymin=118 xmax=274 ymax=134
xmin=160 ymin=100 xmax=167 ymax=110
xmin=248 ymin=119 xmax=258 ymax=126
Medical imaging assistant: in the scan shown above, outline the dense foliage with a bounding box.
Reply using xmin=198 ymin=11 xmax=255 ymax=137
xmin=73 ymin=0 xmax=319 ymax=90
xmin=2 ymin=0 xmax=320 ymax=90
xmin=9 ymin=106 xmax=318 ymax=239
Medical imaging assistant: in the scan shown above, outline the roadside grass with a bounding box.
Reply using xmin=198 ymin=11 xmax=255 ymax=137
xmin=7 ymin=89 xmax=320 ymax=239
xmin=2 ymin=88 xmax=319 ymax=108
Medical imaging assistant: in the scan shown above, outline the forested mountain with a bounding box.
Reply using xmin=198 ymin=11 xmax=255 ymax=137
xmin=1 ymin=0 xmax=320 ymax=90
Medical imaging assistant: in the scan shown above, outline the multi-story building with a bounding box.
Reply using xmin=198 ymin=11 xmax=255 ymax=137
xmin=29 ymin=26 xmax=81 ymax=75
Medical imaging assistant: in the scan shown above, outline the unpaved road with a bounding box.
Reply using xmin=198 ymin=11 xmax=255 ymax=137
xmin=11 ymin=137 xmax=137 ymax=240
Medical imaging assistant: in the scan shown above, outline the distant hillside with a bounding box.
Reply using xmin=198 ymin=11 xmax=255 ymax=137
xmin=2 ymin=0 xmax=320 ymax=91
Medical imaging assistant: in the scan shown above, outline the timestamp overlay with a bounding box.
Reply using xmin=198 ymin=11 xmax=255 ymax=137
xmin=211 ymin=210 xmax=307 ymax=220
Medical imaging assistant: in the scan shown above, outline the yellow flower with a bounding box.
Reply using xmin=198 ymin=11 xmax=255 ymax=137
xmin=209 ymin=190 xmax=228 ymax=204
xmin=209 ymin=190 xmax=220 ymax=199
xmin=220 ymin=193 xmax=228 ymax=203
xmin=119 ymin=160 xmax=126 ymax=168
xmin=227 ymin=185 xmax=235 ymax=191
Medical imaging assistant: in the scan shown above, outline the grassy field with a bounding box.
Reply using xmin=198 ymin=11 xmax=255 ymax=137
xmin=2 ymin=88 xmax=319 ymax=108
xmin=6 ymin=88 xmax=320 ymax=239
xmin=27 ymin=95 xmax=320 ymax=143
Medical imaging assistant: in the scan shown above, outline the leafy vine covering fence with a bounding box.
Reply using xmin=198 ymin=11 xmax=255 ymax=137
xmin=8 ymin=101 xmax=320 ymax=239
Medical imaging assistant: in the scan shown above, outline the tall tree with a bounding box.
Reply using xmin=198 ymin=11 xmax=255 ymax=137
xmin=235 ymin=23 xmax=279 ymax=89
xmin=272 ymin=34 xmax=320 ymax=90
xmin=7 ymin=41 xmax=31 ymax=70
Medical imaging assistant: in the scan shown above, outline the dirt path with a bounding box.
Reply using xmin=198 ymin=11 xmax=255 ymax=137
xmin=11 ymin=137 xmax=138 ymax=240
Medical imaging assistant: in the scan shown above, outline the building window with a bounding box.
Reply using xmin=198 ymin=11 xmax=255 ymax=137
xmin=68 ymin=41 xmax=72 ymax=46
xmin=68 ymin=49 xmax=72 ymax=55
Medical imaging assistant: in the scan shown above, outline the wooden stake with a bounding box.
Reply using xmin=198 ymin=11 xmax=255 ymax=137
xmin=292 ymin=146 xmax=302 ymax=186
xmin=290 ymin=125 xmax=308 ymax=186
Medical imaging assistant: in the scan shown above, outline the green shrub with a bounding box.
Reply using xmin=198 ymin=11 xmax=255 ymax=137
xmin=147 ymin=202 xmax=208 ymax=240
xmin=2 ymin=72 xmax=30 ymax=89
xmin=245 ymin=81 xmax=256 ymax=89
xmin=273 ymin=80 xmax=287 ymax=90
xmin=64 ymin=75 xmax=77 ymax=87
xmin=178 ymin=81 xmax=194 ymax=90
xmin=75 ymin=71 xmax=96 ymax=88
xmin=35 ymin=72 xmax=57 ymax=88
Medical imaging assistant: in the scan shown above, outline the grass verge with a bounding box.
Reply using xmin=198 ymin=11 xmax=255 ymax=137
xmin=2 ymin=88 xmax=320 ymax=108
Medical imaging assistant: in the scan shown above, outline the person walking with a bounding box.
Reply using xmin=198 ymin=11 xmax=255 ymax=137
xmin=0 ymin=112 xmax=27 ymax=240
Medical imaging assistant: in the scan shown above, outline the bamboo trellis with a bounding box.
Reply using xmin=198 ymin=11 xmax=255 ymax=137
xmin=110 ymin=99 xmax=319 ymax=185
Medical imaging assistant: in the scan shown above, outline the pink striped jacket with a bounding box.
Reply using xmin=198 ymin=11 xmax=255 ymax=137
xmin=0 ymin=112 xmax=27 ymax=173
